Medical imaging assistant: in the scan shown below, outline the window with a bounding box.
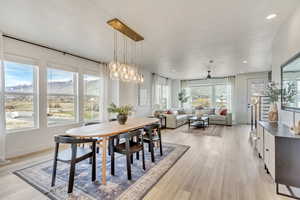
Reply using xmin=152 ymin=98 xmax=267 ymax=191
xmin=4 ymin=61 xmax=37 ymax=131
xmin=190 ymin=86 xmax=213 ymax=107
xmin=215 ymin=84 xmax=228 ymax=109
xmin=47 ymin=68 xmax=77 ymax=126
xmin=185 ymin=80 xmax=232 ymax=110
xmin=83 ymin=74 xmax=101 ymax=122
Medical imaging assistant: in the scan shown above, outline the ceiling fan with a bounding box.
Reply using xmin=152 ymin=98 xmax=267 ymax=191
xmin=206 ymin=60 xmax=214 ymax=79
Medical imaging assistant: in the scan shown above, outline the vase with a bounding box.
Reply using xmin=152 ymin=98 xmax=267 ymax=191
xmin=117 ymin=114 xmax=128 ymax=125
xmin=268 ymin=102 xmax=278 ymax=122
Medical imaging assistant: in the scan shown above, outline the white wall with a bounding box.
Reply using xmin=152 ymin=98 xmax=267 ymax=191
xmin=2 ymin=37 xmax=108 ymax=158
xmin=235 ymin=72 xmax=269 ymax=124
xmin=272 ymin=6 xmax=300 ymax=127
xmin=119 ymin=69 xmax=153 ymax=117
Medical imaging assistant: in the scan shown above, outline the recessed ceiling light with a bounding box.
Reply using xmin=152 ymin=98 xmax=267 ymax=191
xmin=266 ymin=14 xmax=277 ymax=20
xmin=243 ymin=60 xmax=248 ymax=64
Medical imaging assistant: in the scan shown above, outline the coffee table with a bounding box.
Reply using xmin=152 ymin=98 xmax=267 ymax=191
xmin=188 ymin=116 xmax=209 ymax=130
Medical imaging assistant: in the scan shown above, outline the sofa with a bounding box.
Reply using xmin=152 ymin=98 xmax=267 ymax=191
xmin=155 ymin=108 xmax=232 ymax=128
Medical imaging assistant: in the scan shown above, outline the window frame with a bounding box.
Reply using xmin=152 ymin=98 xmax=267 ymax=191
xmin=186 ymin=82 xmax=230 ymax=109
xmin=3 ymin=55 xmax=39 ymax=133
xmin=46 ymin=66 xmax=78 ymax=127
xmin=83 ymin=73 xmax=101 ymax=123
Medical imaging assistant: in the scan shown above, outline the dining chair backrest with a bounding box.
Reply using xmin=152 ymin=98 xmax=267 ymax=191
xmin=144 ymin=123 xmax=160 ymax=132
xmin=54 ymin=135 xmax=97 ymax=144
xmin=84 ymin=121 xmax=101 ymax=126
xmin=119 ymin=129 xmax=142 ymax=139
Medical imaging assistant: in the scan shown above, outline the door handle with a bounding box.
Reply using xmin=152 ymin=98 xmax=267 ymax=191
xmin=265 ymin=149 xmax=269 ymax=152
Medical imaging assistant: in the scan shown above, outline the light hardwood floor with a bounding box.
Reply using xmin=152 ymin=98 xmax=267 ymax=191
xmin=0 ymin=125 xmax=292 ymax=200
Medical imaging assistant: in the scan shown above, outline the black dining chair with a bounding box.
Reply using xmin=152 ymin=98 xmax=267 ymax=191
xmin=51 ymin=135 xmax=97 ymax=193
xmin=143 ymin=123 xmax=163 ymax=163
xmin=84 ymin=121 xmax=102 ymax=153
xmin=110 ymin=129 xmax=146 ymax=180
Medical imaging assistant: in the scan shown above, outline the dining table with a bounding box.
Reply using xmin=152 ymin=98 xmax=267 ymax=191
xmin=65 ymin=117 xmax=159 ymax=185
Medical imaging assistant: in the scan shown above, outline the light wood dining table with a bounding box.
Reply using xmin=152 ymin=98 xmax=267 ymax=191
xmin=65 ymin=117 xmax=159 ymax=185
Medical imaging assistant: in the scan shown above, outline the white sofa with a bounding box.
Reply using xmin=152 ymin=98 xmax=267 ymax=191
xmin=159 ymin=108 xmax=232 ymax=128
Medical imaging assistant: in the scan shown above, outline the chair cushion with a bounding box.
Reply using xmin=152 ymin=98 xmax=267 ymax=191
xmin=176 ymin=114 xmax=187 ymax=120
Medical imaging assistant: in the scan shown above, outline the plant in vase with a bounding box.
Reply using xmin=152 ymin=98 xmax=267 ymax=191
xmin=282 ymin=82 xmax=297 ymax=106
xmin=178 ymin=89 xmax=189 ymax=108
xmin=264 ymin=82 xmax=281 ymax=122
xmin=107 ymin=103 xmax=133 ymax=125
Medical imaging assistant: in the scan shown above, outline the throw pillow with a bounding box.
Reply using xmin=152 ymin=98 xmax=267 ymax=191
xmin=165 ymin=110 xmax=173 ymax=114
xmin=208 ymin=108 xmax=215 ymax=115
xmin=220 ymin=109 xmax=228 ymax=116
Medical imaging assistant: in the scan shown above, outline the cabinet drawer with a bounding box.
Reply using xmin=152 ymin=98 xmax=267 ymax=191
xmin=264 ymin=130 xmax=275 ymax=179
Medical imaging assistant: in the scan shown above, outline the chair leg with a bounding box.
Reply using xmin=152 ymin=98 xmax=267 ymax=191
xmin=148 ymin=142 xmax=151 ymax=152
xmin=68 ymin=162 xmax=76 ymax=193
xmin=125 ymin=139 xmax=132 ymax=180
xmin=110 ymin=138 xmax=115 ymax=176
xmin=92 ymin=142 xmax=96 ymax=181
xmin=158 ymin=129 xmax=163 ymax=156
xmin=150 ymin=142 xmax=155 ymax=163
xmin=108 ymin=140 xmax=111 ymax=156
xmin=126 ymin=153 xmax=132 ymax=180
xmin=130 ymin=154 xmax=133 ymax=164
xmin=68 ymin=144 xmax=77 ymax=193
xmin=142 ymin=149 xmax=145 ymax=170
xmin=136 ymin=151 xmax=139 ymax=160
xmin=51 ymin=143 xmax=59 ymax=187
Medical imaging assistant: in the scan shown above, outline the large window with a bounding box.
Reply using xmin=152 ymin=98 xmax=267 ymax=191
xmin=215 ymin=84 xmax=228 ymax=109
xmin=4 ymin=61 xmax=37 ymax=131
xmin=186 ymin=81 xmax=231 ymax=109
xmin=190 ymin=86 xmax=213 ymax=107
xmin=83 ymin=74 xmax=101 ymax=122
xmin=47 ymin=68 xmax=77 ymax=126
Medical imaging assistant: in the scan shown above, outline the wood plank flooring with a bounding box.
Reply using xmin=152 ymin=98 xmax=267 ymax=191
xmin=0 ymin=125 xmax=293 ymax=200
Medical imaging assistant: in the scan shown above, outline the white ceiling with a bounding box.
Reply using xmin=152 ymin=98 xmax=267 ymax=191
xmin=0 ymin=0 xmax=299 ymax=79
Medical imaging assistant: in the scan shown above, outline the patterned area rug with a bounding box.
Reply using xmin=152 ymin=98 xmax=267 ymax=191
xmin=180 ymin=125 xmax=223 ymax=137
xmin=14 ymin=143 xmax=189 ymax=200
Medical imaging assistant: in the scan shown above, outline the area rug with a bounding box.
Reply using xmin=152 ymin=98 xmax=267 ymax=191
xmin=14 ymin=143 xmax=189 ymax=200
xmin=181 ymin=125 xmax=223 ymax=137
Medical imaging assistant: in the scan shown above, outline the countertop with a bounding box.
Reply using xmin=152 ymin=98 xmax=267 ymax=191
xmin=258 ymin=121 xmax=300 ymax=139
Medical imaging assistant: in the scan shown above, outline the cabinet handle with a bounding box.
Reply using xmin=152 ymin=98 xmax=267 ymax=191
xmin=266 ymin=149 xmax=269 ymax=151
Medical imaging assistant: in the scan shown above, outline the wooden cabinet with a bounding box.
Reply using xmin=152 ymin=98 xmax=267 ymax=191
xmin=263 ymin=130 xmax=275 ymax=179
xmin=257 ymin=124 xmax=264 ymax=159
xmin=258 ymin=121 xmax=300 ymax=199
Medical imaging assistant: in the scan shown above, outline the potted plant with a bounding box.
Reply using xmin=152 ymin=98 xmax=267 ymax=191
xmin=282 ymin=82 xmax=297 ymax=106
xmin=264 ymin=82 xmax=281 ymax=122
xmin=178 ymin=89 xmax=189 ymax=108
xmin=107 ymin=103 xmax=133 ymax=125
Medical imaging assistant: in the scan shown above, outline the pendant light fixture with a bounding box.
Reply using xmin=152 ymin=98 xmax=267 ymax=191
xmin=107 ymin=18 xmax=144 ymax=84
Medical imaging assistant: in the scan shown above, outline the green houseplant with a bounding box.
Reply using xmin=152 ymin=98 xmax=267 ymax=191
xmin=107 ymin=103 xmax=133 ymax=125
xmin=264 ymin=82 xmax=281 ymax=122
xmin=178 ymin=89 xmax=189 ymax=108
